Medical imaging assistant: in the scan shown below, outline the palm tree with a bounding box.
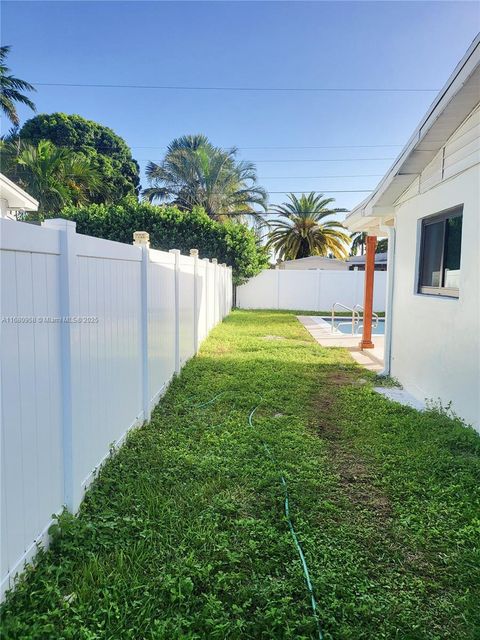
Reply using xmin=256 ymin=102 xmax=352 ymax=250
xmin=350 ymin=231 xmax=367 ymax=256
xmin=0 ymin=46 xmax=36 ymax=126
xmin=1 ymin=139 xmax=104 ymax=214
xmin=143 ymin=134 xmax=267 ymax=224
xmin=267 ymin=192 xmax=349 ymax=261
xmin=349 ymin=232 xmax=388 ymax=255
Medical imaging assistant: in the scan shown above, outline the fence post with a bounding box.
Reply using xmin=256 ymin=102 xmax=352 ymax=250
xmin=316 ymin=269 xmax=322 ymax=311
xmin=190 ymin=249 xmax=199 ymax=353
xmin=169 ymin=249 xmax=181 ymax=373
xmin=42 ymin=218 xmax=77 ymax=511
xmin=276 ymin=266 xmax=280 ymax=309
xmin=133 ymin=231 xmax=151 ymax=422
xmin=220 ymin=264 xmax=227 ymax=318
xmin=202 ymin=258 xmax=210 ymax=331
xmin=211 ymin=258 xmax=218 ymax=325
xmin=354 ymin=266 xmax=360 ymax=307
xmin=228 ymin=266 xmax=233 ymax=312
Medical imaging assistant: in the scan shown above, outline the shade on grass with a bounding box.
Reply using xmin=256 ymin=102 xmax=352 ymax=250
xmin=1 ymin=310 xmax=479 ymax=639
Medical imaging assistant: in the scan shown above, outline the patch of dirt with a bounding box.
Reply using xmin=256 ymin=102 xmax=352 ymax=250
xmin=310 ymin=369 xmax=434 ymax=577
xmin=210 ymin=344 xmax=231 ymax=355
xmin=311 ymin=370 xmax=392 ymax=518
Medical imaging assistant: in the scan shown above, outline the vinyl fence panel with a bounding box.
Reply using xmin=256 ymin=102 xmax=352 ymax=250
xmin=148 ymin=249 xmax=176 ymax=405
xmin=1 ymin=241 xmax=64 ymax=595
xmin=0 ymin=218 xmax=232 ymax=598
xmin=237 ymin=269 xmax=387 ymax=312
xmin=178 ymin=254 xmax=196 ymax=368
xmin=196 ymin=258 xmax=208 ymax=345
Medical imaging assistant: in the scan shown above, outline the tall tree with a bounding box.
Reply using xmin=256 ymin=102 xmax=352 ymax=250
xmin=376 ymin=237 xmax=388 ymax=253
xmin=17 ymin=113 xmax=140 ymax=202
xmin=143 ymin=134 xmax=267 ymax=224
xmin=350 ymin=231 xmax=367 ymax=256
xmin=1 ymin=139 xmax=105 ymax=215
xmin=0 ymin=45 xmax=36 ymax=125
xmin=350 ymin=231 xmax=388 ymax=255
xmin=267 ymin=192 xmax=349 ymax=261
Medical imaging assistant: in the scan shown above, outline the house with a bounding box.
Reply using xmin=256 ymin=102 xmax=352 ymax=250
xmin=345 ymin=34 xmax=480 ymax=431
xmin=278 ymin=254 xmax=388 ymax=271
xmin=279 ymin=256 xmax=349 ymax=270
xmin=0 ymin=173 xmax=39 ymax=220
xmin=347 ymin=252 xmax=388 ymax=271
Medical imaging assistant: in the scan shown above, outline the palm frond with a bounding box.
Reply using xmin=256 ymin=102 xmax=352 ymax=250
xmin=0 ymin=46 xmax=36 ymax=125
xmin=143 ymin=134 xmax=267 ymax=222
xmin=267 ymin=192 xmax=349 ymax=261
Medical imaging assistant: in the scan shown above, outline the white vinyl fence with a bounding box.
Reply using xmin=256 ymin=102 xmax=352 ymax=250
xmin=237 ymin=268 xmax=387 ymax=312
xmin=0 ymin=218 xmax=232 ymax=597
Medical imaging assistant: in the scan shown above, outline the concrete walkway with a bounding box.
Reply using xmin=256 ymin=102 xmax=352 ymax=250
xmin=297 ymin=315 xmax=385 ymax=372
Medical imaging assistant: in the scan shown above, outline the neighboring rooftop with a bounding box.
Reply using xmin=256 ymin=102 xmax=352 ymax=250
xmin=347 ymin=252 xmax=388 ymax=265
xmin=279 ymin=256 xmax=349 ymax=270
xmin=0 ymin=173 xmax=39 ymax=215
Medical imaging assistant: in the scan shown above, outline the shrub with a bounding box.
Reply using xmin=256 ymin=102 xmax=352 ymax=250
xmin=50 ymin=199 xmax=269 ymax=284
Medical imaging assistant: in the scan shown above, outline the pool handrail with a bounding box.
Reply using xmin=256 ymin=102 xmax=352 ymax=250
xmin=353 ymin=304 xmax=379 ymax=328
xmin=331 ymin=302 xmax=361 ymax=335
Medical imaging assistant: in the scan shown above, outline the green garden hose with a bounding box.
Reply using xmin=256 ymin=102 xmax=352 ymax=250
xmin=190 ymin=392 xmax=324 ymax=640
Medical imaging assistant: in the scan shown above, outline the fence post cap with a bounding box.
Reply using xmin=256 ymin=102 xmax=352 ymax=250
xmin=211 ymin=258 xmax=218 ymax=264
xmin=190 ymin=248 xmax=199 ymax=257
xmin=42 ymin=218 xmax=76 ymax=232
xmin=220 ymin=263 xmax=226 ymax=267
xmin=133 ymin=231 xmax=150 ymax=246
xmin=202 ymin=257 xmax=210 ymax=262
xmin=169 ymin=248 xmax=181 ymax=255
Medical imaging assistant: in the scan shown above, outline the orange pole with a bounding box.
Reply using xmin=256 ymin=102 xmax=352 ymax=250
xmin=359 ymin=235 xmax=377 ymax=349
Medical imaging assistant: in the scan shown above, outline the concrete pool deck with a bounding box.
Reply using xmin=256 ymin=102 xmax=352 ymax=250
xmin=297 ymin=315 xmax=385 ymax=373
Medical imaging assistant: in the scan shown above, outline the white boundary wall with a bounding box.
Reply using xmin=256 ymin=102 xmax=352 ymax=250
xmin=237 ymin=268 xmax=387 ymax=312
xmin=0 ymin=218 xmax=232 ymax=597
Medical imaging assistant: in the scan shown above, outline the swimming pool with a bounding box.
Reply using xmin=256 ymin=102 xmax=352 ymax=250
xmin=320 ymin=317 xmax=386 ymax=335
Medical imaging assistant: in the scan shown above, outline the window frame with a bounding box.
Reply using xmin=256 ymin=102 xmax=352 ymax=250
xmin=417 ymin=205 xmax=463 ymax=299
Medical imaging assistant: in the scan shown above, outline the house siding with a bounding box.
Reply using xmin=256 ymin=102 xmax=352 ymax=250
xmin=394 ymin=106 xmax=480 ymax=207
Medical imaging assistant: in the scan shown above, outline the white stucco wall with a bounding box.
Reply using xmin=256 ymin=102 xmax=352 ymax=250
xmin=390 ymin=166 xmax=480 ymax=430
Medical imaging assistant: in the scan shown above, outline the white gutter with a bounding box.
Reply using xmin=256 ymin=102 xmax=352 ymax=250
xmin=378 ymin=224 xmax=396 ymax=377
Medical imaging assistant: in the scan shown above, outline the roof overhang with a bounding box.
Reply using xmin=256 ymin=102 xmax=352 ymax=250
xmin=0 ymin=173 xmax=39 ymax=211
xmin=345 ymin=33 xmax=480 ymax=233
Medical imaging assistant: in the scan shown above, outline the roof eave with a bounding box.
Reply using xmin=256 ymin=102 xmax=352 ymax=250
xmin=0 ymin=174 xmax=39 ymax=211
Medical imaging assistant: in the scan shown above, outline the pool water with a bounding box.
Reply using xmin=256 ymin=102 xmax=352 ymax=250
xmin=321 ymin=317 xmax=385 ymax=335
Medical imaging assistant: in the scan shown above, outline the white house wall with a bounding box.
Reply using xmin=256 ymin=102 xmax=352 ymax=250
xmin=390 ymin=165 xmax=480 ymax=430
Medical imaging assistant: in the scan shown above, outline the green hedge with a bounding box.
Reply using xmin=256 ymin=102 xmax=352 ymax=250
xmin=49 ymin=199 xmax=269 ymax=284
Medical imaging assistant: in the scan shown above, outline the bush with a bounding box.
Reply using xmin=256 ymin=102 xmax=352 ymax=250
xmin=50 ymin=199 xmax=269 ymax=284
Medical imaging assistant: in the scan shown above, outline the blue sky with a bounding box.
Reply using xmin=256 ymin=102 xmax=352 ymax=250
xmin=2 ymin=1 xmax=480 ymax=214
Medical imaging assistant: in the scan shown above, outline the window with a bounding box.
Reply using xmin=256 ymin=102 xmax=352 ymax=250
xmin=418 ymin=206 xmax=463 ymax=297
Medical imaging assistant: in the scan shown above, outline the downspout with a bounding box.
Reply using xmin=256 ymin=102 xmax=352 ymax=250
xmin=378 ymin=224 xmax=396 ymax=376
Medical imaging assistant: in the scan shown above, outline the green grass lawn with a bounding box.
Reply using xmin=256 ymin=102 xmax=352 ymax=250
xmin=1 ymin=310 xmax=479 ymax=639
